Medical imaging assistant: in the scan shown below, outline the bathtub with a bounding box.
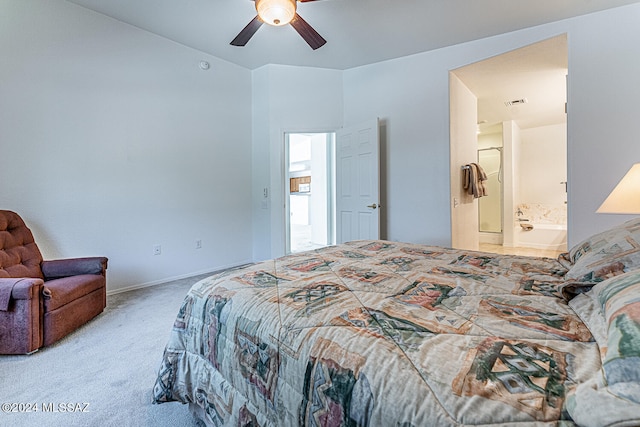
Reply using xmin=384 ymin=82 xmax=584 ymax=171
xmin=515 ymin=223 xmax=567 ymax=251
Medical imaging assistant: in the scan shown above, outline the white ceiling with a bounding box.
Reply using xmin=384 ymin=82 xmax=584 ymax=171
xmin=66 ymin=0 xmax=639 ymax=71
xmin=63 ymin=0 xmax=637 ymax=131
xmin=453 ymin=35 xmax=568 ymax=132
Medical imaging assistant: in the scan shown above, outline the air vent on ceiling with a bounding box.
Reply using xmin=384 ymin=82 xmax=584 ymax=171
xmin=504 ymin=98 xmax=528 ymax=107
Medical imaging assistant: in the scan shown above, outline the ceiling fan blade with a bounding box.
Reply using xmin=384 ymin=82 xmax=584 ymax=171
xmin=230 ymin=15 xmax=264 ymax=47
xmin=290 ymin=13 xmax=326 ymax=50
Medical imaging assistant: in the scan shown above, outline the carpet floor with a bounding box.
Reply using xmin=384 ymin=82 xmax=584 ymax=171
xmin=0 ymin=274 xmax=213 ymax=427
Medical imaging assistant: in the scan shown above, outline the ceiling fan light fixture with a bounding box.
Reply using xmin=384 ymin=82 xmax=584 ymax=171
xmin=256 ymin=0 xmax=296 ymax=26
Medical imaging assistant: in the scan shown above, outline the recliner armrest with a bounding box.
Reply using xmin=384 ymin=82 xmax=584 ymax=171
xmin=41 ymin=257 xmax=108 ymax=280
xmin=0 ymin=278 xmax=44 ymax=311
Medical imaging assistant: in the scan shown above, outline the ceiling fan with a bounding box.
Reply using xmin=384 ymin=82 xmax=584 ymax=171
xmin=231 ymin=0 xmax=326 ymax=50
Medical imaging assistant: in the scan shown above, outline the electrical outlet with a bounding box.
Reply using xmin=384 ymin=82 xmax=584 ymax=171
xmin=153 ymin=244 xmax=161 ymax=255
xmin=195 ymin=239 xmax=202 ymax=249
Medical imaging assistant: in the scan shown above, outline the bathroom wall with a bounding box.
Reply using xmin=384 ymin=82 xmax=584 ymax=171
xmin=518 ymin=123 xmax=567 ymax=223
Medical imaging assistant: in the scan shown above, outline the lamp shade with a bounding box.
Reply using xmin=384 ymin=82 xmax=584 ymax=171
xmin=597 ymin=163 xmax=640 ymax=214
xmin=256 ymin=0 xmax=296 ymax=26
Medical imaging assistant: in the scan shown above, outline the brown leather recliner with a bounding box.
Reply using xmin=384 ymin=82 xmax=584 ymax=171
xmin=0 ymin=210 xmax=108 ymax=354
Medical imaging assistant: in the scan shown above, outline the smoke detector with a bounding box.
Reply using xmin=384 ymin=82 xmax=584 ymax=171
xmin=504 ymin=98 xmax=528 ymax=107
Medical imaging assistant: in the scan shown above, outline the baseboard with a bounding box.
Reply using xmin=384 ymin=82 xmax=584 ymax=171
xmin=479 ymin=232 xmax=503 ymax=245
xmin=106 ymin=259 xmax=253 ymax=296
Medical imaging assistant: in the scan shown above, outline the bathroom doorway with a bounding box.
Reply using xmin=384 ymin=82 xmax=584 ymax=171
xmin=285 ymin=132 xmax=336 ymax=254
xmin=450 ymin=35 xmax=568 ymax=257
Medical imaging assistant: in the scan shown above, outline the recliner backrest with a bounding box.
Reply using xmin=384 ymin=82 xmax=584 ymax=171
xmin=0 ymin=210 xmax=44 ymax=279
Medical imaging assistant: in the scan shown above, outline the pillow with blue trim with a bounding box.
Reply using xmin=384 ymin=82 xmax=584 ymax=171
xmin=566 ymin=270 xmax=640 ymax=427
xmin=594 ymin=269 xmax=640 ymax=390
xmin=564 ymin=217 xmax=640 ymax=283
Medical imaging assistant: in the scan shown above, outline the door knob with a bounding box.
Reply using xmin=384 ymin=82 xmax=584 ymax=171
xmin=367 ymin=203 xmax=378 ymax=209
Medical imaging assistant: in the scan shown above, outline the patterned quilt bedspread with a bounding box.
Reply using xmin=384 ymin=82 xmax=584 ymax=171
xmin=153 ymin=240 xmax=610 ymax=426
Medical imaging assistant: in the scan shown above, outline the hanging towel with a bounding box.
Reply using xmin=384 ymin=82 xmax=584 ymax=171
xmin=475 ymin=163 xmax=488 ymax=197
xmin=463 ymin=163 xmax=488 ymax=198
xmin=462 ymin=165 xmax=475 ymax=196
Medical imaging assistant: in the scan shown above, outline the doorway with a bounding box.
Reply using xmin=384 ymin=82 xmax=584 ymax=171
xmin=285 ymin=132 xmax=336 ymax=254
xmin=450 ymin=35 xmax=568 ymax=257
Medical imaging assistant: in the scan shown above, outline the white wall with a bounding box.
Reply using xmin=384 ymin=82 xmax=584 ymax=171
xmin=520 ymin=123 xmax=567 ymax=206
xmin=449 ymin=74 xmax=479 ymax=250
xmin=503 ymin=121 xmax=522 ymax=247
xmin=565 ymin=5 xmax=640 ymax=244
xmin=251 ymin=65 xmax=343 ymax=260
xmin=0 ymin=0 xmax=253 ymax=292
xmin=343 ymin=3 xmax=640 ymax=248
xmin=4 ymin=1 xmax=640 ymax=289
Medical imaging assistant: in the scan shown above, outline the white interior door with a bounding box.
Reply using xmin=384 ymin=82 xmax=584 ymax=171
xmin=336 ymin=119 xmax=380 ymax=243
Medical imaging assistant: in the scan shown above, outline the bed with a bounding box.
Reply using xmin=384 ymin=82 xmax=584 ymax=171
xmin=153 ymin=218 xmax=640 ymax=426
